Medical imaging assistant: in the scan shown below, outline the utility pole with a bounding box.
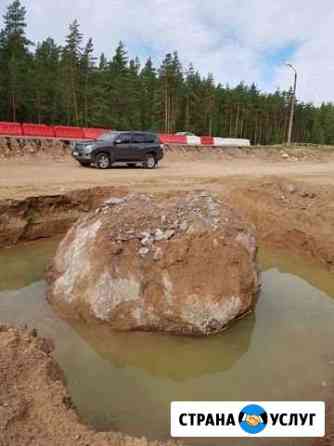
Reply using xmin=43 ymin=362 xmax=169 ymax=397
xmin=286 ymin=63 xmax=297 ymax=145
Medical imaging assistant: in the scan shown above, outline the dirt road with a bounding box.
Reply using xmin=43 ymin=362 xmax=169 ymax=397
xmin=1 ymin=155 xmax=334 ymax=199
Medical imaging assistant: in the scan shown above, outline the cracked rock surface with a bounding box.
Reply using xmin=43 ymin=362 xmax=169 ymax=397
xmin=47 ymin=191 xmax=260 ymax=335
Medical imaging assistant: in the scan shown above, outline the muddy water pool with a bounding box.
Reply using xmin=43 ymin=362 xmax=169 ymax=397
xmin=0 ymin=239 xmax=333 ymax=446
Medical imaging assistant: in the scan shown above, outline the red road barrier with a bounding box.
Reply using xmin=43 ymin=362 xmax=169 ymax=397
xmin=82 ymin=127 xmax=110 ymax=139
xmin=201 ymin=136 xmax=214 ymax=145
xmin=54 ymin=126 xmax=85 ymax=139
xmin=0 ymin=123 xmax=251 ymax=146
xmin=0 ymin=122 xmax=23 ymax=136
xmin=22 ymin=123 xmax=55 ymax=138
xmin=159 ymin=134 xmax=187 ymax=144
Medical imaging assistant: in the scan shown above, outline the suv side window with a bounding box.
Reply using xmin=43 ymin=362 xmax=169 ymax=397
xmin=118 ymin=133 xmax=132 ymax=144
xmin=132 ymin=134 xmax=146 ymax=144
xmin=144 ymin=134 xmax=155 ymax=143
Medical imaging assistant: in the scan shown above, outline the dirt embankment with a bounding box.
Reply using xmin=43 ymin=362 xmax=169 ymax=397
xmin=1 ymin=178 xmax=334 ymax=271
xmin=1 ymin=136 xmax=334 ymax=162
xmin=0 ymin=186 xmax=127 ymax=248
xmin=0 ymin=325 xmax=178 ymax=446
xmin=0 ymin=137 xmax=71 ymax=159
xmin=166 ymin=142 xmax=334 ymax=162
xmin=223 ymin=178 xmax=334 ymax=270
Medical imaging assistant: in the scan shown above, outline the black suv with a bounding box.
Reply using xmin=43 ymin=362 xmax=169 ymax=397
xmin=72 ymin=131 xmax=164 ymax=169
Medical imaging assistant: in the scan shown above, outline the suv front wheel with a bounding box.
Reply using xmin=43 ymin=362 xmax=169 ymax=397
xmin=95 ymin=152 xmax=111 ymax=169
xmin=144 ymin=154 xmax=157 ymax=169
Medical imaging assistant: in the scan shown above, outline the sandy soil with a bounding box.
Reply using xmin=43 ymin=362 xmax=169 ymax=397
xmin=1 ymin=154 xmax=334 ymax=200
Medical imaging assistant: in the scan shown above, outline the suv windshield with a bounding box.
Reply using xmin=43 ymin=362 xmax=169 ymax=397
xmin=97 ymin=132 xmax=118 ymax=142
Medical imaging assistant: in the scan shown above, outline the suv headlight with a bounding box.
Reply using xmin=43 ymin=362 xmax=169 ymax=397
xmin=84 ymin=144 xmax=95 ymax=153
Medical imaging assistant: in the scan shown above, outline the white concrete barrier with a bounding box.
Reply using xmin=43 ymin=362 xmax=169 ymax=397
xmin=186 ymin=136 xmax=202 ymax=145
xmin=213 ymin=138 xmax=250 ymax=146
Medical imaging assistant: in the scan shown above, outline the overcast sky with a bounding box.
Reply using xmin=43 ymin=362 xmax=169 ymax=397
xmin=0 ymin=0 xmax=332 ymax=104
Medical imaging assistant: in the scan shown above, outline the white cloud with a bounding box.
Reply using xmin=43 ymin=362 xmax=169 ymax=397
xmin=1 ymin=0 xmax=334 ymax=103
xmin=273 ymin=5 xmax=334 ymax=104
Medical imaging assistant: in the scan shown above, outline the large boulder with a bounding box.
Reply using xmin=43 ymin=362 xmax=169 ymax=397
xmin=47 ymin=192 xmax=260 ymax=335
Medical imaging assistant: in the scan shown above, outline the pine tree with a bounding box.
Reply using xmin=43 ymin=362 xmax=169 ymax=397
xmin=127 ymin=57 xmax=141 ymax=128
xmin=32 ymin=38 xmax=61 ymax=123
xmin=99 ymin=53 xmax=107 ymax=70
xmin=183 ymin=64 xmax=202 ymax=134
xmin=81 ymin=37 xmax=96 ymax=126
xmin=107 ymin=41 xmax=129 ymax=129
xmin=0 ymin=0 xmax=32 ymax=121
xmin=61 ymin=19 xmax=83 ymax=125
xmin=110 ymin=41 xmax=128 ymax=74
xmin=140 ymin=57 xmax=159 ymax=130
xmin=202 ymin=74 xmax=216 ymax=136
xmin=159 ymin=52 xmax=183 ymax=133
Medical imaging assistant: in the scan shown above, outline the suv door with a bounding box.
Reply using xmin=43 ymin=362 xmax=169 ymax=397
xmin=114 ymin=133 xmax=133 ymax=161
xmin=130 ymin=133 xmax=147 ymax=161
xmin=144 ymin=133 xmax=158 ymax=154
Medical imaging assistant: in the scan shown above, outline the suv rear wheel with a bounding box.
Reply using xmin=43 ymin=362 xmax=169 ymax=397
xmin=95 ymin=153 xmax=111 ymax=169
xmin=144 ymin=154 xmax=157 ymax=169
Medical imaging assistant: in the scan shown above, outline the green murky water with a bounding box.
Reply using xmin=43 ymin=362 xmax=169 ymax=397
xmin=0 ymin=239 xmax=334 ymax=446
